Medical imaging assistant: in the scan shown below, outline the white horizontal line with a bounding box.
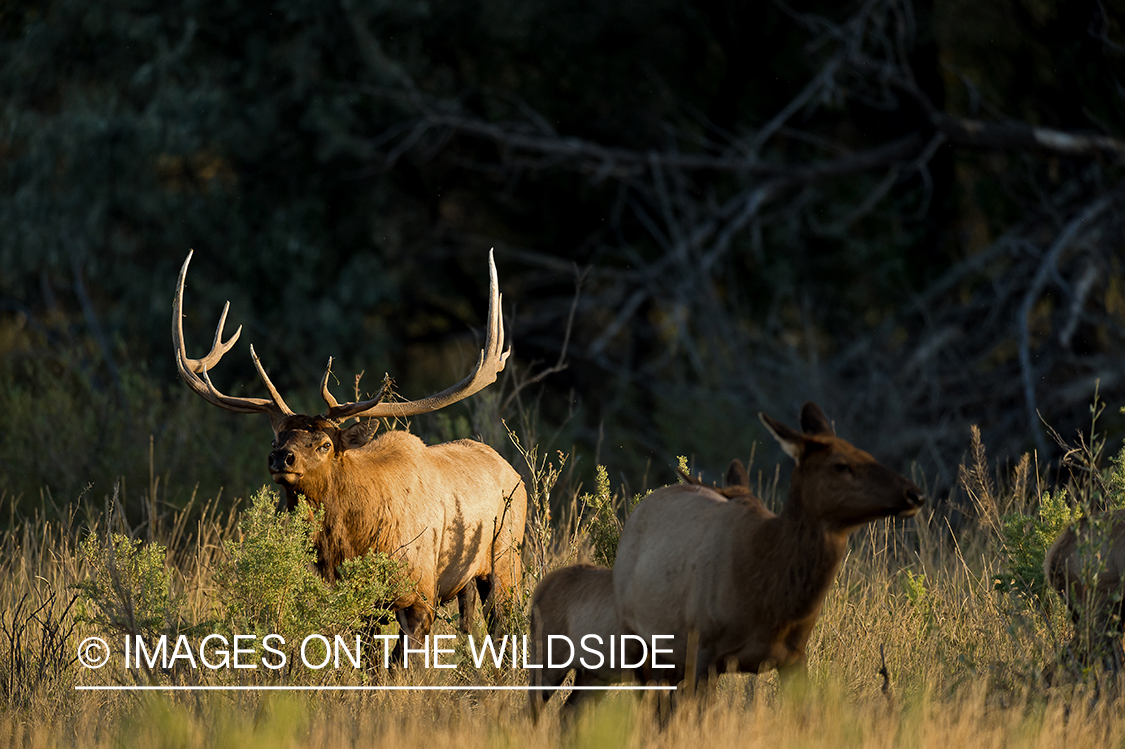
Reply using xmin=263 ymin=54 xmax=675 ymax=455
xmin=75 ymin=685 xmax=676 ymax=692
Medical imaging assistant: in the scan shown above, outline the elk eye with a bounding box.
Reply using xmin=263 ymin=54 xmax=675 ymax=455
xmin=317 ymin=443 xmax=330 ymax=454
xmin=271 ymin=439 xmax=277 ymax=448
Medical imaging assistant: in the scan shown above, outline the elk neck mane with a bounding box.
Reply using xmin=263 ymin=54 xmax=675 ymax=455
xmin=292 ymin=429 xmax=425 ymax=581
xmin=731 ymin=483 xmax=851 ymax=625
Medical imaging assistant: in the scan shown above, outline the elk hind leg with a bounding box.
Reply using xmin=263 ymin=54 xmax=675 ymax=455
xmin=478 ymin=574 xmax=519 ymax=638
xmin=560 ymin=670 xmax=607 ymax=717
xmin=529 ymin=664 xmax=569 ymax=723
xmin=483 ymin=547 xmax=523 ymax=636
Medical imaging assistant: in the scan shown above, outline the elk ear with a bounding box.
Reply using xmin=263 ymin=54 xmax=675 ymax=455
xmin=725 ymin=459 xmax=749 ymax=489
xmin=339 ymin=420 xmax=378 ymax=451
xmin=759 ymin=412 xmax=804 ymax=464
xmin=799 ymin=402 xmax=834 ymax=436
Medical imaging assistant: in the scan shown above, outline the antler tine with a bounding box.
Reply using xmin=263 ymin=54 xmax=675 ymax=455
xmin=175 ymin=250 xmax=238 ymax=374
xmin=482 ymin=246 xmax=511 ymax=370
xmin=324 ymin=249 xmax=510 ymax=421
xmin=178 ymin=297 xmax=241 ymax=374
xmin=197 ymin=367 xmax=265 ymax=414
xmin=173 ymin=250 xmax=293 ymax=428
xmin=320 ymin=357 xmax=340 ymax=409
xmin=319 ymin=356 xmax=390 ymax=417
xmin=249 ymin=344 xmax=295 ymax=416
xmin=322 ymin=371 xmax=390 ymax=423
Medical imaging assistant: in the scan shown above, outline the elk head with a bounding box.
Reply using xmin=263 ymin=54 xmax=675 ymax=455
xmin=759 ymin=402 xmax=924 ymax=528
xmin=173 ymin=249 xmax=511 ymax=508
xmin=263 ymin=415 xmax=379 ymax=505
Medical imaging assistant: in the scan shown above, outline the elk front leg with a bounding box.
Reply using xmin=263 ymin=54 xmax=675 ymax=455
xmin=777 ymin=656 xmax=811 ymax=697
xmin=391 ymin=604 xmax=434 ymax=667
xmin=457 ymin=585 xmax=477 ymax=635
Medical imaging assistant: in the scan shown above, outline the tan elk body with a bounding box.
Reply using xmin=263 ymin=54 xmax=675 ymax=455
xmin=172 ymin=250 xmax=527 ymax=648
xmin=613 ymin=403 xmax=924 ymax=686
xmin=526 ymin=459 xmax=755 ymax=718
xmin=1044 ymin=509 xmax=1125 ymax=671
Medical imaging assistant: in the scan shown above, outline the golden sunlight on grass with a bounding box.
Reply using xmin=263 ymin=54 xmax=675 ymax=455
xmin=4 ymin=431 xmax=1125 ymax=749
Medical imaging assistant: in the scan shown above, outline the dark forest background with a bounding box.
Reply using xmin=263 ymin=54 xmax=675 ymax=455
xmin=3 ymin=0 xmax=1125 ymax=520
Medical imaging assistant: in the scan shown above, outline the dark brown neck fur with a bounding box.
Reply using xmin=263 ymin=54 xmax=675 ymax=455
xmin=287 ymin=444 xmax=405 ymax=583
xmin=740 ymin=482 xmax=850 ymax=633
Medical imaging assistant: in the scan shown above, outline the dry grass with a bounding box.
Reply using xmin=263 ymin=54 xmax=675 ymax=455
xmin=1 ymin=457 xmax=1122 ymax=749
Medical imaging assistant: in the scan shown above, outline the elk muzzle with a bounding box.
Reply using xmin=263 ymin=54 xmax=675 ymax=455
xmin=268 ymin=448 xmax=300 ymax=482
xmin=898 ymin=485 xmax=925 ymax=517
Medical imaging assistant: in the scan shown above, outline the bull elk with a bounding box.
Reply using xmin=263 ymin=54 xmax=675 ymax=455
xmin=172 ymin=250 xmax=528 ymax=652
xmin=613 ymin=402 xmax=924 ymax=689
xmin=1044 ymin=509 xmax=1125 ymax=674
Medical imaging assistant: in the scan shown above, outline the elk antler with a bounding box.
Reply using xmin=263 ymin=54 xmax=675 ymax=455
xmin=319 ymin=249 xmax=511 ymax=422
xmin=173 ymin=250 xmax=295 ymax=430
xmin=318 ymin=357 xmax=390 ymax=415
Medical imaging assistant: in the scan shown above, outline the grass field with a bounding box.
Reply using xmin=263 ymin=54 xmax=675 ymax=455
xmin=2 ymin=426 xmax=1124 ymax=749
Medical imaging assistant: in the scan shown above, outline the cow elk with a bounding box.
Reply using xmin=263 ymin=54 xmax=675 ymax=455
xmin=613 ymin=402 xmax=924 ymax=689
xmin=528 ymin=564 xmax=619 ymax=721
xmin=173 ymin=250 xmax=528 ymax=654
xmin=1044 ymin=509 xmax=1125 ymax=674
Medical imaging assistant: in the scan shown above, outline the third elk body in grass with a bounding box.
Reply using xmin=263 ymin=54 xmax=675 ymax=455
xmin=1045 ymin=509 xmax=1125 ymax=674
xmin=613 ymin=402 xmax=924 ymax=690
xmin=172 ymin=249 xmax=528 ymax=657
xmin=527 ymin=564 xmax=619 ymax=721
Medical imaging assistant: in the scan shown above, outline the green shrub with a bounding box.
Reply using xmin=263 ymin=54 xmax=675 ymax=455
xmin=996 ymin=444 xmax=1125 ymax=601
xmin=582 ymin=465 xmax=648 ymax=568
xmin=213 ymin=487 xmax=408 ymax=644
xmin=583 ymin=465 xmax=618 ymax=568
xmin=77 ymin=532 xmax=177 ymax=638
xmin=995 ymin=489 xmax=1080 ymax=600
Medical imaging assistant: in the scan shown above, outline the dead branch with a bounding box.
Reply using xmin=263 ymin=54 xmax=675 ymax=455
xmin=1018 ymin=196 xmax=1113 ymax=457
xmin=340 ymin=0 xmax=1125 ymax=487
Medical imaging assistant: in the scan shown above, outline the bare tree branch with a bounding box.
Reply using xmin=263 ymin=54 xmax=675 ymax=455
xmin=934 ymin=113 xmax=1125 ymax=161
xmin=1018 ymin=195 xmax=1113 ymax=456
